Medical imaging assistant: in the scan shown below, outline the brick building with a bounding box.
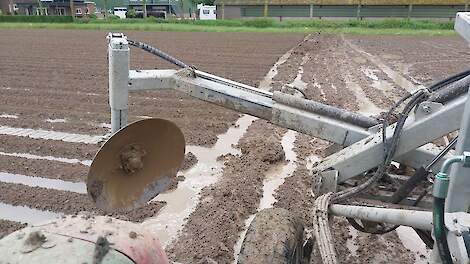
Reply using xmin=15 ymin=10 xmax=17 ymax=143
xmin=0 ymin=0 xmax=95 ymax=16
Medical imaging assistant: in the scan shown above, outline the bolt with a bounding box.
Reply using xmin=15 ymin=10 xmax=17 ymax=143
xmin=422 ymin=105 xmax=432 ymax=113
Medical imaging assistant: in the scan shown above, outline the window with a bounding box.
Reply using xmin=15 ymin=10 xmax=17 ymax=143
xmin=203 ymin=9 xmax=209 ymax=14
xmin=56 ymin=7 xmax=65 ymax=15
xmin=76 ymin=8 xmax=82 ymax=14
xmin=212 ymin=9 xmax=216 ymax=14
xmin=36 ymin=7 xmax=47 ymax=15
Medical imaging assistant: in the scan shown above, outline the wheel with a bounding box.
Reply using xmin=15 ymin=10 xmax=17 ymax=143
xmin=238 ymin=208 xmax=306 ymax=264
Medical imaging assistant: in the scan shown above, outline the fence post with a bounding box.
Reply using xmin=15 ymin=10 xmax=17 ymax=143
xmin=310 ymin=4 xmax=313 ymax=18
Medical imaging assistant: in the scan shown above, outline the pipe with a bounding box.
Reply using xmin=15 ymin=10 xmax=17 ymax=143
xmin=329 ymin=204 xmax=433 ymax=231
xmin=273 ymin=92 xmax=379 ymax=128
xmin=434 ymin=197 xmax=454 ymax=264
xmin=432 ymin=155 xmax=466 ymax=264
xmin=429 ymin=75 xmax=470 ymax=104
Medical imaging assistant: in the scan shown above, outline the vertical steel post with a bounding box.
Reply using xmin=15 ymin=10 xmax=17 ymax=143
xmin=445 ymin=92 xmax=470 ymax=212
xmin=108 ymin=34 xmax=129 ymax=133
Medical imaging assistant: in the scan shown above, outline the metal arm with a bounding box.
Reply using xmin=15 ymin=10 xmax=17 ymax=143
xmin=108 ymin=33 xmax=457 ymax=181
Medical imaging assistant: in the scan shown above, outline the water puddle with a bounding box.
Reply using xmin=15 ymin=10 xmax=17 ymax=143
xmin=0 ymin=172 xmax=86 ymax=194
xmin=258 ymin=48 xmax=294 ymax=91
xmin=0 ymin=151 xmax=91 ymax=166
xmin=343 ymin=36 xmax=423 ymax=93
xmin=361 ymin=67 xmax=402 ymax=102
xmin=46 ymin=118 xmax=67 ymax=123
xmin=142 ymin=115 xmax=256 ymax=247
xmin=396 ymin=226 xmax=430 ymax=263
xmin=0 ymin=125 xmax=104 ymax=144
xmin=98 ymin=122 xmax=112 ymax=129
xmin=346 ymin=80 xmax=383 ymax=116
xmin=233 ymin=130 xmax=298 ymax=262
xmin=306 ymin=153 xmax=321 ymax=171
xmin=0 ymin=114 xmax=18 ymax=119
xmin=259 ymin=130 xmax=297 ymax=209
xmin=0 ymin=202 xmax=61 ymax=225
xmin=313 ymin=82 xmax=327 ymax=101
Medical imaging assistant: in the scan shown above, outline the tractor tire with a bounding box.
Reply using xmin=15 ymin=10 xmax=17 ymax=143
xmin=238 ymin=208 xmax=306 ymax=264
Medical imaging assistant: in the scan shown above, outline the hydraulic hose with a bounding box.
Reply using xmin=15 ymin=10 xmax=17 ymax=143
xmin=432 ymin=155 xmax=468 ymax=264
xmin=433 ymin=197 xmax=453 ymax=264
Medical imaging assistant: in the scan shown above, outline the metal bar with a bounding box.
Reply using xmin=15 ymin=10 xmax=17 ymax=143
xmin=329 ymin=204 xmax=433 ymax=231
xmin=429 ymin=74 xmax=470 ymax=103
xmin=273 ymin=92 xmax=379 ymax=128
xmin=173 ymin=72 xmax=274 ymax=121
xmin=129 ymin=70 xmax=176 ymax=91
xmin=124 ymin=68 xmax=452 ymax=174
xmin=315 ymin=95 xmax=467 ymax=182
xmin=108 ymin=33 xmax=130 ymax=133
xmin=195 ymin=70 xmax=273 ymax=98
xmin=446 ymin=88 xmax=470 ymax=213
xmin=272 ymin=102 xmax=368 ymax=145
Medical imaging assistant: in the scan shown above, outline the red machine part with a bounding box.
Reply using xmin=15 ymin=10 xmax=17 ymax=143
xmin=0 ymin=215 xmax=169 ymax=264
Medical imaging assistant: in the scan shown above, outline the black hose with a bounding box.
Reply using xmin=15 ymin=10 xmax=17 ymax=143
xmin=333 ymin=90 xmax=428 ymax=202
xmin=428 ymin=69 xmax=470 ymax=92
xmin=434 ymin=197 xmax=454 ymax=264
xmin=127 ymin=39 xmax=190 ymax=69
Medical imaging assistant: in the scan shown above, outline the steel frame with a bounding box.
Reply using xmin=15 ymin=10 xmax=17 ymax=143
xmin=108 ymin=37 xmax=452 ymax=176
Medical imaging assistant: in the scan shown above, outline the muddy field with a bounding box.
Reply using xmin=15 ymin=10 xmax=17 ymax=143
xmin=0 ymin=29 xmax=469 ymax=263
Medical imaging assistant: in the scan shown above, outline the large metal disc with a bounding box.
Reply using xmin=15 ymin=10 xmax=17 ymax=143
xmin=87 ymin=118 xmax=185 ymax=212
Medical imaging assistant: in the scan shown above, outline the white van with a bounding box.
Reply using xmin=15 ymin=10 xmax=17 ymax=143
xmin=198 ymin=5 xmax=216 ymax=20
xmin=113 ymin=7 xmax=127 ymax=19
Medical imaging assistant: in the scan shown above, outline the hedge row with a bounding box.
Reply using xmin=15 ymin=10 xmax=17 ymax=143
xmin=0 ymin=15 xmax=73 ymax=23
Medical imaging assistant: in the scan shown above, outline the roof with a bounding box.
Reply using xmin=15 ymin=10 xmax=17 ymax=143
xmin=214 ymin=0 xmax=467 ymax=6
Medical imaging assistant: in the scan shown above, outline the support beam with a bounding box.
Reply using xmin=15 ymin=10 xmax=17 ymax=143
xmin=124 ymin=69 xmax=454 ymax=174
xmin=330 ymin=204 xmax=433 ymax=231
xmin=315 ymin=95 xmax=467 ymax=182
xmin=108 ymin=34 xmax=129 ymax=133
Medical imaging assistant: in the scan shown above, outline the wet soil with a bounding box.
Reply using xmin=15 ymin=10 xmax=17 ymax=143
xmin=0 ymin=182 xmax=165 ymax=223
xmin=166 ymin=120 xmax=285 ymax=263
xmin=181 ymin=152 xmax=198 ymax=171
xmin=347 ymin=35 xmax=470 ymax=85
xmin=0 ymin=29 xmax=302 ymax=238
xmin=269 ymin=32 xmax=468 ymax=263
xmin=0 ymin=155 xmax=88 ymax=182
xmin=0 ymin=220 xmax=26 ymax=239
xmin=0 ymin=29 xmax=302 ymax=147
xmin=0 ymin=135 xmax=99 ymax=160
xmin=1 ymin=29 xmax=468 ymax=262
